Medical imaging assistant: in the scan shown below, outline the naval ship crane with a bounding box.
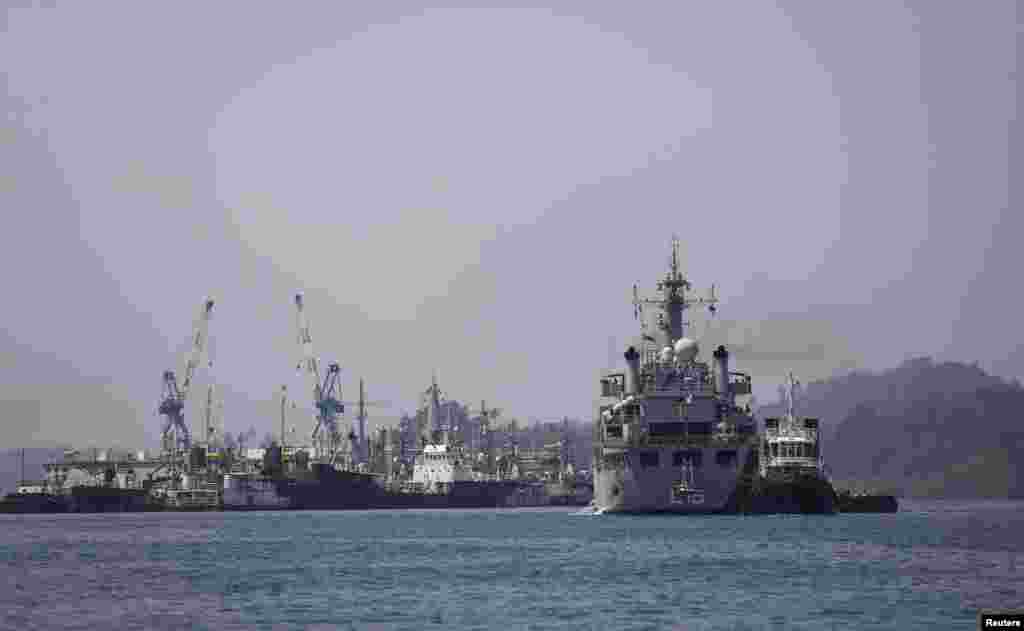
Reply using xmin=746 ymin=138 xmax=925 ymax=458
xmin=158 ymin=297 xmax=215 ymax=470
xmin=294 ymin=293 xmax=345 ymax=466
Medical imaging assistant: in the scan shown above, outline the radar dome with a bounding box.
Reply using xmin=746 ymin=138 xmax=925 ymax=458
xmin=674 ymin=337 xmax=699 ymax=362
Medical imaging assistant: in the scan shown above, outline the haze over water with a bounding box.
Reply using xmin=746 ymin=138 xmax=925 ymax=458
xmin=2 ymin=500 xmax=1021 ymax=630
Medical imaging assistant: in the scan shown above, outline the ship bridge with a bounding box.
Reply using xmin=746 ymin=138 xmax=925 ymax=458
xmin=759 ymin=374 xmax=824 ymax=478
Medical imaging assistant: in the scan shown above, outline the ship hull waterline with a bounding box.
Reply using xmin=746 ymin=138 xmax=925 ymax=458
xmin=592 ymin=447 xmax=838 ymax=515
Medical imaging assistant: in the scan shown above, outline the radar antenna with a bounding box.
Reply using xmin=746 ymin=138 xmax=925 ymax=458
xmin=632 ymin=236 xmax=718 ymax=347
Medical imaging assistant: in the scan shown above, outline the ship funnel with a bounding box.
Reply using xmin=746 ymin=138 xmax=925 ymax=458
xmin=713 ymin=345 xmax=730 ymax=396
xmin=624 ymin=346 xmax=641 ymax=395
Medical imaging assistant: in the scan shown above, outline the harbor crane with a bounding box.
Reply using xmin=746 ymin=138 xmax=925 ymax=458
xmin=294 ymin=293 xmax=345 ymax=465
xmin=158 ymin=297 xmax=215 ymax=469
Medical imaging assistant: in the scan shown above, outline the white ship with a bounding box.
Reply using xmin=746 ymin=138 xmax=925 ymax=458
xmin=760 ymin=372 xmax=826 ymax=481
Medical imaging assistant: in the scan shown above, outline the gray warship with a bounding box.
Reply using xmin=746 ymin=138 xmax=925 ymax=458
xmin=592 ymin=237 xmax=835 ymax=514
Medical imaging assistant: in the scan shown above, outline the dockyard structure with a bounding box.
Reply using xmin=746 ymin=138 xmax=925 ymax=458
xmin=157 ymin=298 xmax=215 ymax=473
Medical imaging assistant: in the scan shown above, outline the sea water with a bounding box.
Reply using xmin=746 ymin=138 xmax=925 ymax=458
xmin=1 ymin=500 xmax=1021 ymax=630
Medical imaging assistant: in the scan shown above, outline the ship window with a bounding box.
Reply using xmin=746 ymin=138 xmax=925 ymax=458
xmin=649 ymin=422 xmax=686 ymax=437
xmin=715 ymin=450 xmax=737 ymax=467
xmin=687 ymin=422 xmax=712 ymax=435
xmin=673 ymin=450 xmax=702 ymax=467
xmin=634 ymin=452 xmax=659 ymax=468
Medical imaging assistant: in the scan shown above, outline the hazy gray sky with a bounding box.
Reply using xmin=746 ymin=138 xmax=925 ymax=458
xmin=1 ymin=1 xmax=1019 ymax=448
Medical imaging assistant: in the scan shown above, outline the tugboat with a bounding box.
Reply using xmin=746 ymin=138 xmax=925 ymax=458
xmin=747 ymin=373 xmax=836 ymax=513
xmin=754 ymin=373 xmax=897 ymax=514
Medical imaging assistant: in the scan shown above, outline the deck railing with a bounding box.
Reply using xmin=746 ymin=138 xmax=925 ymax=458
xmin=763 ymin=428 xmax=818 ymax=441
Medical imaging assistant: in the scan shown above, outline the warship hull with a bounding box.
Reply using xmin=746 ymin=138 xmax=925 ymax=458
xmin=593 ymin=447 xmax=838 ymax=515
xmin=223 ymin=468 xmax=577 ymax=511
xmin=66 ymin=487 xmax=150 ymax=512
xmin=0 ymin=488 xmax=152 ymax=514
xmin=593 ymin=446 xmax=757 ymax=514
xmin=0 ymin=493 xmax=69 ymax=514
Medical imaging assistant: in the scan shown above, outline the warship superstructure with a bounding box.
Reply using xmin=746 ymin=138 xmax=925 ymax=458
xmin=591 ymin=238 xmax=842 ymax=514
xmin=593 ymin=236 xmax=760 ymax=513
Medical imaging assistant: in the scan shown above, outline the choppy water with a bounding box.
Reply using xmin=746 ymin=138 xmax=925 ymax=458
xmin=1 ymin=500 xmax=1022 ymax=630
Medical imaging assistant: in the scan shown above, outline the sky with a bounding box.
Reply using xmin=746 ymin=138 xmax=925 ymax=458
xmin=1 ymin=1 xmax=1020 ymax=449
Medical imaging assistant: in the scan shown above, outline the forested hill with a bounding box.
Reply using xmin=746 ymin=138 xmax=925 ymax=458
xmin=756 ymin=358 xmax=1024 ymax=498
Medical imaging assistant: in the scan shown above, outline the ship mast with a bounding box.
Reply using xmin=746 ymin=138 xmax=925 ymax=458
xmin=423 ymin=373 xmax=444 ymax=443
xmin=632 ymin=236 xmax=718 ymax=350
xmin=785 ymin=372 xmax=800 ymax=420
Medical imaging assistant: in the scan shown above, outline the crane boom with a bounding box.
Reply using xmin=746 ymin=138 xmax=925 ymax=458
xmin=295 ymin=293 xmax=321 ymax=395
xmin=179 ymin=299 xmax=215 ymax=399
xmin=158 ymin=297 xmax=215 ymax=468
xmin=293 ymin=292 xmax=344 ymax=465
